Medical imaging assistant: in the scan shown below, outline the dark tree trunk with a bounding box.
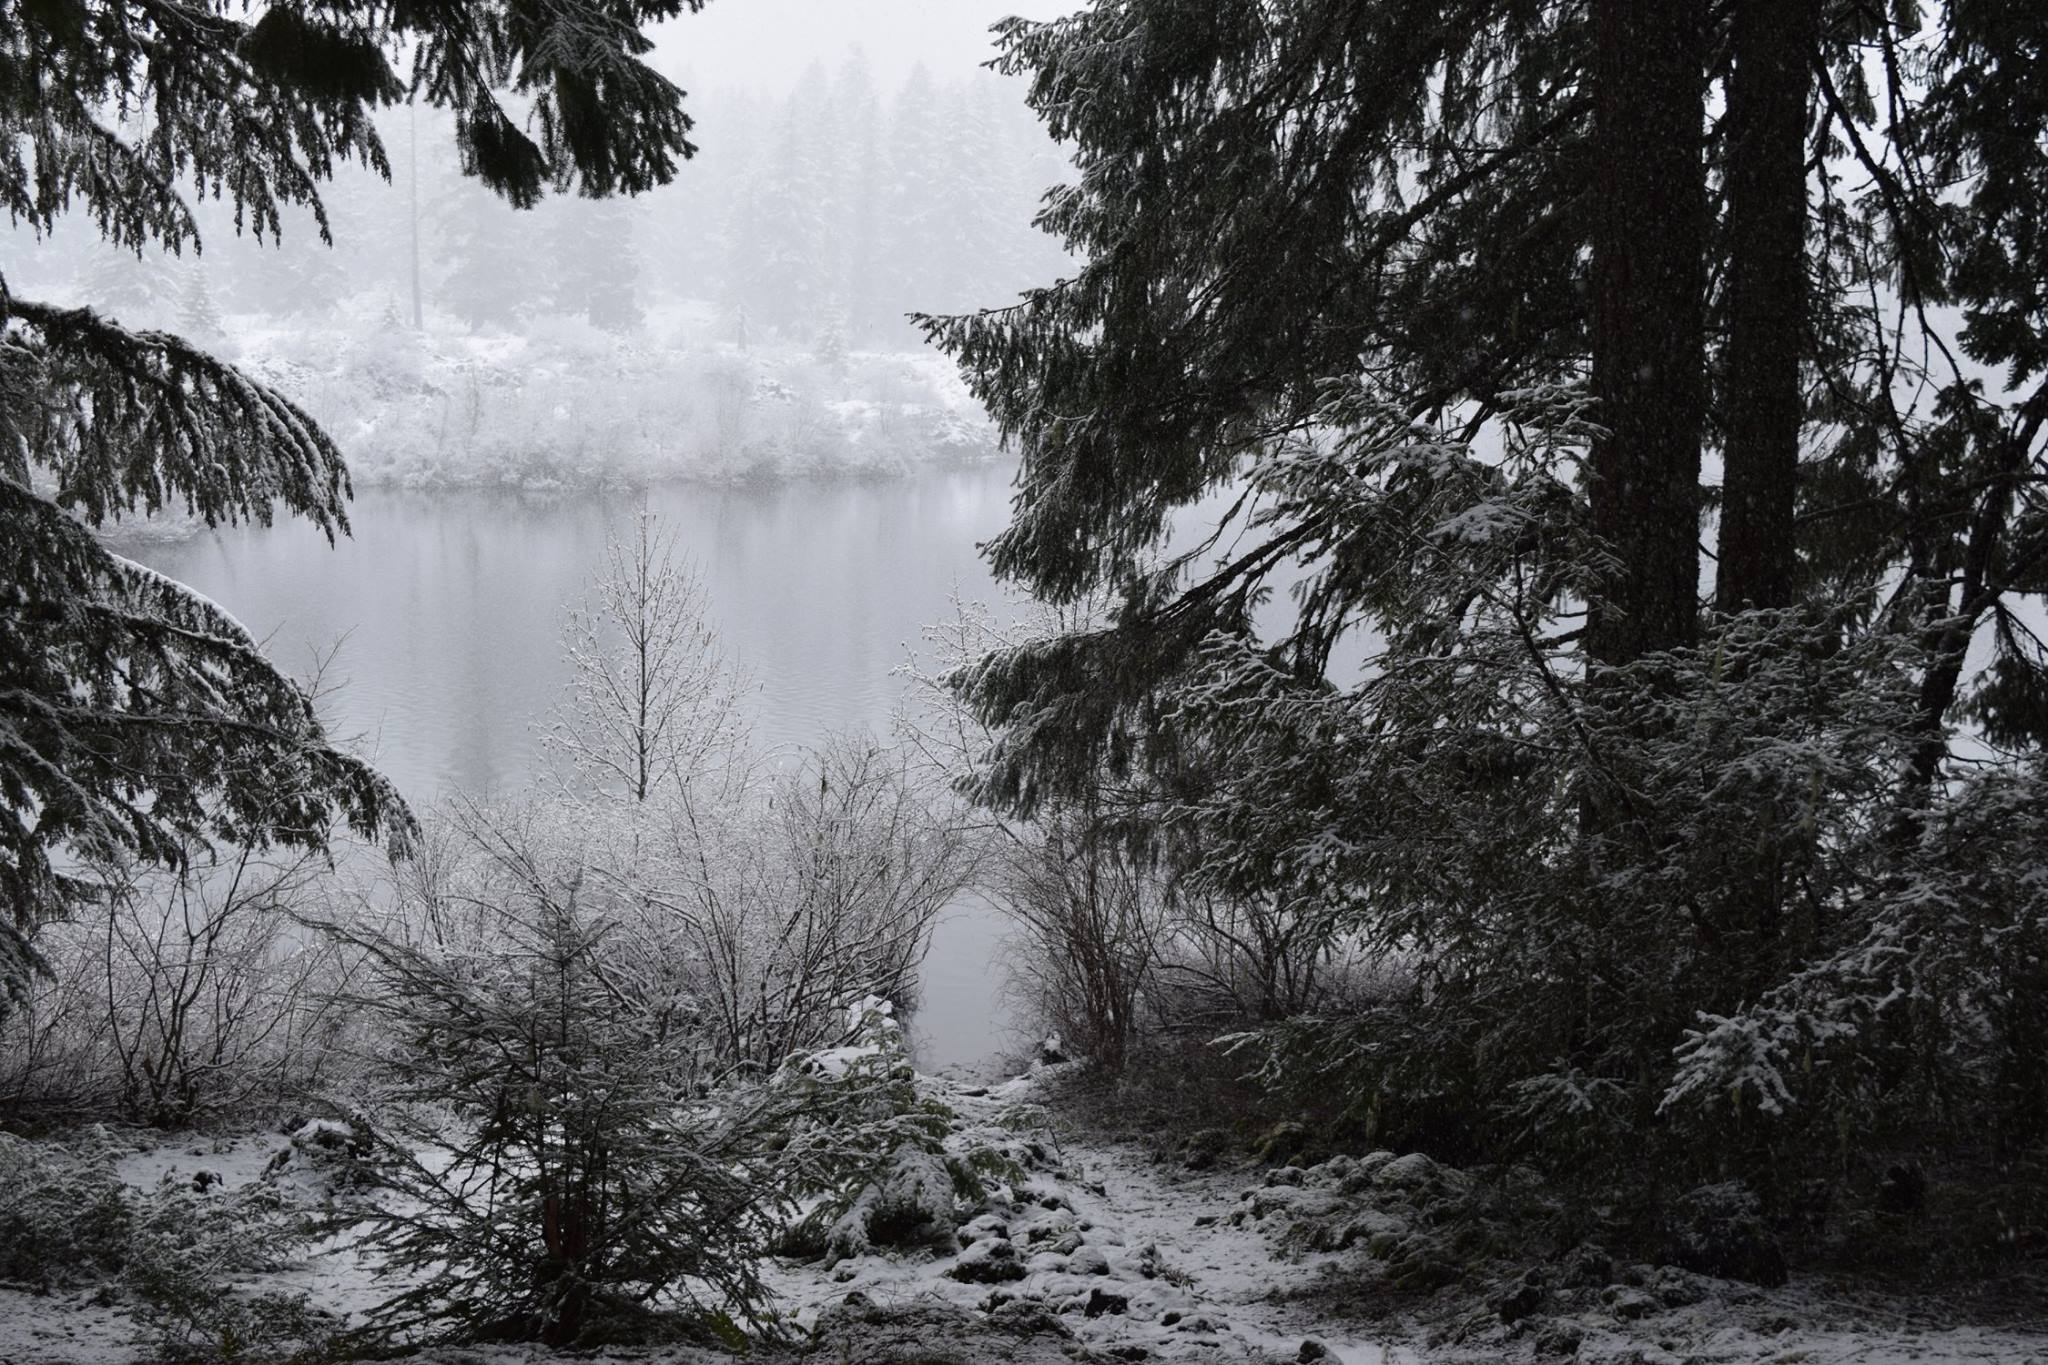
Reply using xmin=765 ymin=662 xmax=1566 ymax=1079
xmin=1587 ymin=0 xmax=1708 ymax=667
xmin=1909 ymin=439 xmax=2026 ymax=792
xmin=1717 ymin=0 xmax=1818 ymax=611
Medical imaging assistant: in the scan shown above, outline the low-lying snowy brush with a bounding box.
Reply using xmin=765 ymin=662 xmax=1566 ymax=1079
xmin=0 ymin=1131 xmax=334 ymax=1362
xmin=767 ymin=997 xmax=1019 ymax=1264
xmin=236 ymin=313 xmax=997 ymax=492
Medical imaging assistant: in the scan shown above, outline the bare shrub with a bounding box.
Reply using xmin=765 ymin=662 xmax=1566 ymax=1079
xmin=537 ymin=519 xmax=975 ymax=1079
xmin=99 ymin=850 xmax=364 ymax=1127
xmin=995 ymin=810 xmax=1168 ymax=1072
xmin=904 ymin=595 xmax=1339 ymax=1069
xmin=0 ymin=922 xmax=121 ymax=1120
xmin=1153 ymin=888 xmax=1344 ymax=1030
xmin=0 ymin=848 xmax=367 ymax=1127
xmin=652 ymin=737 xmax=979 ymax=1075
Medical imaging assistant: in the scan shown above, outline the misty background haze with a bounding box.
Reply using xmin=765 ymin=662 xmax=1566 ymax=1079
xmin=2 ymin=2 xmax=1079 ymax=488
xmin=0 ymin=3 xmax=1088 ymax=1064
xmin=658 ymin=0 xmax=1079 ymax=90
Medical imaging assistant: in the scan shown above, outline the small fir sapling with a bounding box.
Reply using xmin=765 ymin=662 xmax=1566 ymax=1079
xmin=325 ymin=827 xmax=777 ymax=1348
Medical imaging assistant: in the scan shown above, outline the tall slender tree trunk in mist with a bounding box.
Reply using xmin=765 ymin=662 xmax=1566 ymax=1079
xmin=1587 ymin=0 xmax=1708 ymax=667
xmin=408 ymin=104 xmax=424 ymax=332
xmin=1716 ymin=0 xmax=1818 ymax=612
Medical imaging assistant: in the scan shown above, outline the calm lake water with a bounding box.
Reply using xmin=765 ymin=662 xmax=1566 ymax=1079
xmin=130 ymin=464 xmax=1024 ymax=1072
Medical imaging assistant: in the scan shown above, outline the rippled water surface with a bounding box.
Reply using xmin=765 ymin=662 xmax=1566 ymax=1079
xmin=133 ymin=464 xmax=1023 ymax=1069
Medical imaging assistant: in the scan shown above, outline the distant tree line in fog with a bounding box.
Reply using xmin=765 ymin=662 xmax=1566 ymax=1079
xmin=3 ymin=51 xmax=1070 ymax=352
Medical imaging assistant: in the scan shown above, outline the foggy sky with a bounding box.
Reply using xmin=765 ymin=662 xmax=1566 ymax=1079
xmin=654 ymin=0 xmax=1082 ymax=95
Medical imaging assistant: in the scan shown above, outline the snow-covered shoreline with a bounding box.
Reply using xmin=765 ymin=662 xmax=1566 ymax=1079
xmin=222 ymin=305 xmax=1000 ymax=495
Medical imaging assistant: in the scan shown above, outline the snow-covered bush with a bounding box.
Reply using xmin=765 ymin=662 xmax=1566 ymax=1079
xmin=0 ymin=1130 xmax=139 ymax=1290
xmin=768 ymin=997 xmax=1019 ymax=1264
xmin=326 ymin=819 xmax=777 ymax=1348
xmin=1230 ymin=600 xmax=1933 ymax=1171
xmin=1662 ymin=755 xmax=2048 ymax=1154
xmin=0 ymin=1131 xmax=329 ymax=1361
xmin=0 ymin=847 xmax=370 ymax=1128
xmin=678 ymin=738 xmax=979 ymax=1075
xmin=533 ymin=518 xmax=976 ymax=1079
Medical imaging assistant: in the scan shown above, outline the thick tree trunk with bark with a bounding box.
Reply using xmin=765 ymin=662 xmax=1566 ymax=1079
xmin=1717 ymin=0 xmax=1818 ymax=612
xmin=1587 ymin=0 xmax=1708 ymax=667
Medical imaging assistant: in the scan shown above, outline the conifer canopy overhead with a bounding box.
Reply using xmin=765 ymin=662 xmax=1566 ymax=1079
xmin=924 ymin=0 xmax=2048 ymax=1175
xmin=0 ymin=0 xmax=707 ymax=1009
xmin=925 ymin=0 xmax=2048 ymax=814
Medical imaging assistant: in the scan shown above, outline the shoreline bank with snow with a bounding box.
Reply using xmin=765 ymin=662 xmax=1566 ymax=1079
xmin=225 ymin=304 xmax=999 ymax=494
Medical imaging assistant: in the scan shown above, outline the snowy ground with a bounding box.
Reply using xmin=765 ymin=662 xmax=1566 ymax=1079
xmin=777 ymin=1067 xmax=2047 ymax=1365
xmin=767 ymin=1065 xmax=1408 ymax=1364
xmin=3 ymin=1065 xmax=2043 ymax=1364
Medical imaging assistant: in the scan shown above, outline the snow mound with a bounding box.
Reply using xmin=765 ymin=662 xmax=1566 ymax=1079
xmin=825 ymin=1141 xmax=962 ymax=1267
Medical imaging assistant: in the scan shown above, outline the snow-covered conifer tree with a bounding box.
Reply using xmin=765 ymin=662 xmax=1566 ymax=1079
xmin=434 ymin=181 xmax=537 ymax=332
xmin=78 ymin=245 xmax=180 ymax=328
xmin=329 ymin=803 xmax=775 ymax=1347
xmin=724 ymin=96 xmax=832 ymax=336
xmin=175 ymin=262 xmax=226 ymax=343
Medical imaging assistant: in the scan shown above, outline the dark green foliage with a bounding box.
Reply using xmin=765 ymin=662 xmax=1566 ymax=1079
xmin=132 ymin=1242 xmax=343 ymax=1365
xmin=1 ymin=298 xmax=353 ymax=530
xmin=1188 ymin=409 xmax=1932 ymax=1166
xmin=241 ymin=9 xmax=397 ymax=108
xmin=0 ymin=346 xmax=410 ymax=979
xmin=927 ymin=0 xmax=2048 ymax=809
xmin=1658 ymin=1183 xmax=1788 ymax=1288
xmin=1800 ymin=5 xmax=2048 ymax=781
xmin=930 ymin=2 xmax=1589 ymax=609
xmin=0 ymin=298 xmax=411 ymax=1010
xmin=0 ymin=0 xmax=700 ymax=251
xmin=923 ymin=0 xmax=2048 ymax=1221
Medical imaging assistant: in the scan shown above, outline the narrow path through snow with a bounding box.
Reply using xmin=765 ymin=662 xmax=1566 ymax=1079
xmin=766 ymin=1065 xmax=1412 ymax=1364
